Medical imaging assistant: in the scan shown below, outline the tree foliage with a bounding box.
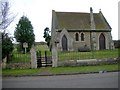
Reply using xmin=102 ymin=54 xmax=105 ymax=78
xmin=43 ymin=27 xmax=51 ymax=47
xmin=2 ymin=33 xmax=13 ymax=61
xmin=14 ymin=16 xmax=35 ymax=52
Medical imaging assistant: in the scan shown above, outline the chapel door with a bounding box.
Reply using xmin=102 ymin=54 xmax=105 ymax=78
xmin=99 ymin=33 xmax=106 ymax=50
xmin=62 ymin=35 xmax=68 ymax=51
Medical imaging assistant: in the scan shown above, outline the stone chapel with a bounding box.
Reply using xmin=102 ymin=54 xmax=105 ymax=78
xmin=51 ymin=7 xmax=114 ymax=51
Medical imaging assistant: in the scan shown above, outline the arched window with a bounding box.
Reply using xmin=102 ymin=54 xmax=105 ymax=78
xmin=75 ymin=33 xmax=79 ymax=41
xmin=81 ymin=33 xmax=84 ymax=41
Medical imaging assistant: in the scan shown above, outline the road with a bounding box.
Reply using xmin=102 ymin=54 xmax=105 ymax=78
xmin=2 ymin=72 xmax=118 ymax=88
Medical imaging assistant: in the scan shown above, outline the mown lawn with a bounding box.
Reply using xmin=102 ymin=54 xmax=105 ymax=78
xmin=2 ymin=69 xmax=42 ymax=76
xmin=2 ymin=64 xmax=119 ymax=76
xmin=49 ymin=64 xmax=119 ymax=74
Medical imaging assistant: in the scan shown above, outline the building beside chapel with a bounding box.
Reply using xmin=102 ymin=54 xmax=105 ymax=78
xmin=51 ymin=7 xmax=114 ymax=51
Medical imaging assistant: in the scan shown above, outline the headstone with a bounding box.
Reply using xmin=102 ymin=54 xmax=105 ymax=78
xmin=30 ymin=45 xmax=37 ymax=68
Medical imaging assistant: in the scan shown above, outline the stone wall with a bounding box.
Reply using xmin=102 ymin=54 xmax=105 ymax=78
xmin=4 ymin=58 xmax=119 ymax=69
xmin=69 ymin=32 xmax=91 ymax=51
xmin=58 ymin=58 xmax=118 ymax=67
xmin=5 ymin=62 xmax=31 ymax=69
xmin=57 ymin=29 xmax=114 ymax=51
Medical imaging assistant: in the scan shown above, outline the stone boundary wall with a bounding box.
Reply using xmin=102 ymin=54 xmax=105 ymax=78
xmin=5 ymin=62 xmax=31 ymax=69
xmin=58 ymin=58 xmax=119 ymax=67
xmin=4 ymin=58 xmax=119 ymax=69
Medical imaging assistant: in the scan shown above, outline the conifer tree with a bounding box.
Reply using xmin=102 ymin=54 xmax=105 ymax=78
xmin=14 ymin=16 xmax=35 ymax=52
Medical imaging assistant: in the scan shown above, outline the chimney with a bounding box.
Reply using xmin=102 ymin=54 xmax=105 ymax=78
xmin=90 ymin=7 xmax=96 ymax=30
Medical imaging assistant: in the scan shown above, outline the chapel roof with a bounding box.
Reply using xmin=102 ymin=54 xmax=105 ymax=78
xmin=55 ymin=11 xmax=111 ymax=30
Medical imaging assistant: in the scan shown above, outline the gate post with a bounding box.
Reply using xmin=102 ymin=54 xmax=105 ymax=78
xmin=52 ymin=43 xmax=58 ymax=67
xmin=30 ymin=45 xmax=37 ymax=68
xmin=45 ymin=51 xmax=47 ymax=67
xmin=51 ymin=10 xmax=58 ymax=67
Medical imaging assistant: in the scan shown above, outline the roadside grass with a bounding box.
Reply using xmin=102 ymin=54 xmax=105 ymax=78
xmin=49 ymin=64 xmax=119 ymax=74
xmin=2 ymin=64 xmax=119 ymax=76
xmin=2 ymin=69 xmax=42 ymax=76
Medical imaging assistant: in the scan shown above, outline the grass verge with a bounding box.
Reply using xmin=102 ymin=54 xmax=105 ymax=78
xmin=2 ymin=64 xmax=119 ymax=77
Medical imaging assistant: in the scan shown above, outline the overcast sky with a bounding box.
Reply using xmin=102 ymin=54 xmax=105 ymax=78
xmin=5 ymin=0 xmax=119 ymax=42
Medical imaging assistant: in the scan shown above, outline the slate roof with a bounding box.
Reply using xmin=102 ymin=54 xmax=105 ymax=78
xmin=55 ymin=11 xmax=111 ymax=30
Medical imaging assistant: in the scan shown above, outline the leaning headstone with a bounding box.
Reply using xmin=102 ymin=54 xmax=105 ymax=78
xmin=30 ymin=45 xmax=37 ymax=68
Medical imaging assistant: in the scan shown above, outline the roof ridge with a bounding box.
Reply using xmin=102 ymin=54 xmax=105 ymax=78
xmin=56 ymin=11 xmax=90 ymax=14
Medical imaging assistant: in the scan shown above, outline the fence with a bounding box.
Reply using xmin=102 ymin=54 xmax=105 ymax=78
xmin=58 ymin=49 xmax=118 ymax=61
xmin=5 ymin=48 xmax=118 ymax=68
xmin=11 ymin=49 xmax=117 ymax=62
xmin=5 ymin=50 xmax=52 ymax=68
xmin=9 ymin=53 xmax=31 ymax=63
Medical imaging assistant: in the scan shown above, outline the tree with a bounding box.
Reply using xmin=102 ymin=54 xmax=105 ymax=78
xmin=0 ymin=1 xmax=15 ymax=31
xmin=14 ymin=16 xmax=35 ymax=53
xmin=43 ymin=27 xmax=51 ymax=47
xmin=2 ymin=33 xmax=13 ymax=62
xmin=0 ymin=1 xmax=14 ymax=62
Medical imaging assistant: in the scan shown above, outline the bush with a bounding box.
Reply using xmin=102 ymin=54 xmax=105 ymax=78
xmin=78 ymin=45 xmax=91 ymax=52
xmin=2 ymin=33 xmax=14 ymax=62
xmin=113 ymin=40 xmax=120 ymax=48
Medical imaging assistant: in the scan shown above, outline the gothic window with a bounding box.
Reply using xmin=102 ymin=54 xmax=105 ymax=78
xmin=81 ymin=33 xmax=84 ymax=41
xmin=75 ymin=33 xmax=79 ymax=41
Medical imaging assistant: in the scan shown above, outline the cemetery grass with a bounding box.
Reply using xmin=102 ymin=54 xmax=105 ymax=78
xmin=9 ymin=53 xmax=31 ymax=63
xmin=10 ymin=44 xmax=119 ymax=63
xmin=58 ymin=49 xmax=118 ymax=61
xmin=36 ymin=44 xmax=118 ymax=60
xmin=2 ymin=64 xmax=119 ymax=77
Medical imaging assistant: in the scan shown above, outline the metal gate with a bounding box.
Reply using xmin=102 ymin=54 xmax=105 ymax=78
xmin=37 ymin=51 xmax=52 ymax=68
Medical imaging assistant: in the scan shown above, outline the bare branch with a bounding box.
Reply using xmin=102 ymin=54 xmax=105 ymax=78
xmin=0 ymin=1 xmax=16 ymax=32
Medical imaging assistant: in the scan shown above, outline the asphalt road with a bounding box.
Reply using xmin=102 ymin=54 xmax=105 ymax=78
xmin=2 ymin=72 xmax=118 ymax=88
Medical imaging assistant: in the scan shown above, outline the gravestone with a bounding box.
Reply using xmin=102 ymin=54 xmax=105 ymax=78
xmin=30 ymin=45 xmax=37 ymax=68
